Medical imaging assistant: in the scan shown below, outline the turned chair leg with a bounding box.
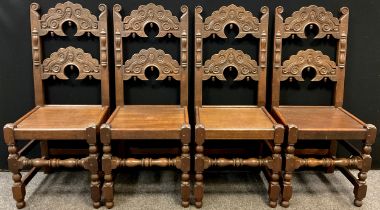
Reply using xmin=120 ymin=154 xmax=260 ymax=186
xmin=354 ymin=125 xmax=375 ymax=207
xmin=8 ymin=144 xmax=26 ymax=209
xmin=180 ymin=125 xmax=191 ymax=207
xmin=5 ymin=124 xmax=25 ymax=209
xmin=281 ymin=144 xmax=295 ymax=208
xmin=194 ymin=124 xmax=205 ymax=208
xmin=40 ymin=141 xmax=52 ymax=174
xmin=86 ymin=126 xmax=101 ymax=208
xmin=268 ymin=143 xmax=282 ymax=208
xmin=103 ymin=144 xmax=114 ymax=209
xmin=101 ymin=124 xmax=114 ymax=209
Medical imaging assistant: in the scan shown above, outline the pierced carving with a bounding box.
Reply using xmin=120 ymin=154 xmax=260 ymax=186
xmin=37 ymin=1 xmax=105 ymax=36
xmin=282 ymin=5 xmax=341 ymax=39
xmin=42 ymin=47 xmax=100 ymax=80
xmin=203 ymin=48 xmax=259 ymax=81
xmin=281 ymin=49 xmax=337 ymax=82
xmin=124 ymin=48 xmax=180 ymax=81
xmin=203 ymin=4 xmax=267 ymax=39
xmin=122 ymin=3 xmax=182 ymax=38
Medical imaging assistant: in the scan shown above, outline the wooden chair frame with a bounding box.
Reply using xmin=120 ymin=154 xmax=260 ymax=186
xmin=194 ymin=5 xmax=284 ymax=208
xmin=3 ymin=2 xmax=109 ymax=208
xmin=101 ymin=4 xmax=190 ymax=208
xmin=271 ymin=5 xmax=376 ymax=207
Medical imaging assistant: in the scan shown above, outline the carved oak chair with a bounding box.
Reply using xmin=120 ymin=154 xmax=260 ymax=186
xmin=100 ymin=4 xmax=189 ymax=208
xmin=3 ymin=2 xmax=109 ymax=208
xmin=271 ymin=5 xmax=377 ymax=207
xmin=194 ymin=5 xmax=284 ymax=208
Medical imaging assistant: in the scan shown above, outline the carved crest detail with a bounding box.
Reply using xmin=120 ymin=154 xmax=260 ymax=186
xmin=281 ymin=49 xmax=337 ymax=81
xmin=38 ymin=1 xmax=103 ymax=36
xmin=283 ymin=5 xmax=340 ymax=38
xmin=203 ymin=48 xmax=259 ymax=81
xmin=124 ymin=48 xmax=180 ymax=80
xmin=123 ymin=3 xmax=181 ymax=38
xmin=42 ymin=47 xmax=100 ymax=80
xmin=203 ymin=4 xmax=264 ymax=38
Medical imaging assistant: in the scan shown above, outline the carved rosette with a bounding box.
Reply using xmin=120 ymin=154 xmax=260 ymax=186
xmin=283 ymin=5 xmax=340 ymax=39
xmin=203 ymin=4 xmax=262 ymax=38
xmin=124 ymin=48 xmax=180 ymax=81
xmin=123 ymin=3 xmax=181 ymax=38
xmin=42 ymin=47 xmax=100 ymax=80
xmin=203 ymin=48 xmax=259 ymax=81
xmin=39 ymin=1 xmax=101 ymax=36
xmin=281 ymin=49 xmax=337 ymax=81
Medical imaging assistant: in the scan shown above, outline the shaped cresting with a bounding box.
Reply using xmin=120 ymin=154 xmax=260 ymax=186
xmin=194 ymin=5 xmax=269 ymax=106
xmin=113 ymin=3 xmax=189 ymax=106
xmin=272 ymin=5 xmax=349 ymax=106
xmin=30 ymin=1 xmax=109 ymax=106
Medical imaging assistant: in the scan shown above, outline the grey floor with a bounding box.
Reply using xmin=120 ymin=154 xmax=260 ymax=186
xmin=0 ymin=169 xmax=379 ymax=210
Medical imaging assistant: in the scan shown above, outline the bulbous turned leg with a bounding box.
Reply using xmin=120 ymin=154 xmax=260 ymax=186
xmin=354 ymin=143 xmax=372 ymax=207
xmin=181 ymin=144 xmax=190 ymax=208
xmin=281 ymin=144 xmax=295 ymax=208
xmin=268 ymin=144 xmax=282 ymax=208
xmin=88 ymin=144 xmax=101 ymax=208
xmin=194 ymin=145 xmax=204 ymax=208
xmin=12 ymin=172 xmax=26 ymax=209
xmin=102 ymin=144 xmax=114 ymax=209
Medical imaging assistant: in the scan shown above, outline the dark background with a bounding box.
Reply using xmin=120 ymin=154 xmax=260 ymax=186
xmin=1 ymin=0 xmax=379 ymax=169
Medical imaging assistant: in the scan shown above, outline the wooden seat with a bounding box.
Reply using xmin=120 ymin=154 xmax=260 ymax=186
xmin=194 ymin=5 xmax=283 ymax=208
xmin=197 ymin=106 xmax=276 ymax=139
xmin=101 ymin=4 xmax=190 ymax=209
xmin=273 ymin=106 xmax=367 ymax=139
xmin=3 ymin=2 xmax=109 ymax=209
xmin=108 ymin=105 xmax=188 ymax=139
xmin=271 ymin=5 xmax=376 ymax=208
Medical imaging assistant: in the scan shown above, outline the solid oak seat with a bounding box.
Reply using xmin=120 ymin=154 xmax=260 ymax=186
xmin=107 ymin=105 xmax=188 ymax=139
xmin=13 ymin=105 xmax=109 ymax=139
xmin=273 ymin=106 xmax=367 ymax=139
xmin=197 ymin=106 xmax=277 ymax=139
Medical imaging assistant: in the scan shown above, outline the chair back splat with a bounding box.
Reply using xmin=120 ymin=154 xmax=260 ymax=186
xmin=113 ymin=3 xmax=189 ymax=107
xmin=272 ymin=5 xmax=349 ymax=107
xmin=194 ymin=5 xmax=269 ymax=107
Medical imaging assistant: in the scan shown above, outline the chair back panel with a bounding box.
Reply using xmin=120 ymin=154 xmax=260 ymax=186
xmin=195 ymin=5 xmax=269 ymax=106
xmin=30 ymin=2 xmax=109 ymax=106
xmin=272 ymin=5 xmax=349 ymax=107
xmin=113 ymin=4 xmax=188 ymax=106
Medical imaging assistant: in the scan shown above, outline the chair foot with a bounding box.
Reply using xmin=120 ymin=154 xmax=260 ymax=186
xmin=269 ymin=200 xmax=277 ymax=208
xmin=182 ymin=201 xmax=189 ymax=208
xmin=93 ymin=202 xmax=101 ymax=208
xmin=280 ymin=200 xmax=289 ymax=208
xmin=16 ymin=201 xmax=26 ymax=209
xmin=105 ymin=201 xmax=114 ymax=209
xmin=195 ymin=201 xmax=202 ymax=208
xmin=354 ymin=199 xmax=363 ymax=207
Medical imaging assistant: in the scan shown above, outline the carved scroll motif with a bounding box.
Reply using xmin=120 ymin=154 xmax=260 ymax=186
xmin=203 ymin=4 xmax=266 ymax=38
xmin=42 ymin=47 xmax=100 ymax=80
xmin=122 ymin=3 xmax=182 ymax=38
xmin=37 ymin=1 xmax=105 ymax=36
xmin=282 ymin=5 xmax=343 ymax=39
xmin=124 ymin=48 xmax=180 ymax=80
xmin=281 ymin=49 xmax=337 ymax=81
xmin=203 ymin=48 xmax=259 ymax=81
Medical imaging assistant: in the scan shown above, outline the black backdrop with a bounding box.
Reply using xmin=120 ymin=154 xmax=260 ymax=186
xmin=1 ymin=0 xmax=380 ymax=169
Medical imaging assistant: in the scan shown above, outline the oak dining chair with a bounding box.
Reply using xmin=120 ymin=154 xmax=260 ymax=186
xmin=100 ymin=3 xmax=190 ymax=208
xmin=194 ymin=4 xmax=284 ymax=208
xmin=271 ymin=5 xmax=376 ymax=208
xmin=3 ymin=1 xmax=109 ymax=208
